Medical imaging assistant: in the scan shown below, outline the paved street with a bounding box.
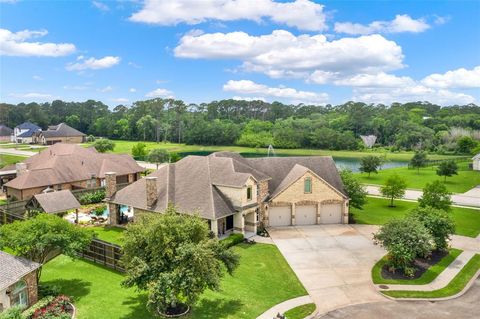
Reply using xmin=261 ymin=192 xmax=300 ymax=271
xmin=318 ymin=278 xmax=480 ymax=319
xmin=365 ymin=185 xmax=480 ymax=208
xmin=268 ymin=225 xmax=388 ymax=315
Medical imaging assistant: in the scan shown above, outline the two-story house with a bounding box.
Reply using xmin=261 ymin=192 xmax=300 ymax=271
xmin=11 ymin=122 xmax=41 ymax=144
xmin=106 ymin=152 xmax=349 ymax=237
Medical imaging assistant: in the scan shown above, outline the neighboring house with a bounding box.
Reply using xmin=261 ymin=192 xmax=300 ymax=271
xmin=473 ymin=153 xmax=480 ymax=171
xmin=4 ymin=143 xmax=144 ymax=201
xmin=11 ymin=122 xmax=41 ymax=144
xmin=34 ymin=123 xmax=86 ymax=145
xmin=26 ymin=190 xmax=81 ymax=214
xmin=106 ymin=152 xmax=348 ymax=237
xmin=0 ymin=125 xmax=13 ymax=142
xmin=0 ymin=251 xmax=41 ymax=312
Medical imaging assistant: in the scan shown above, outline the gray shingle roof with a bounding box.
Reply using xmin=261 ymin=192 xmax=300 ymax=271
xmin=5 ymin=143 xmax=144 ymax=190
xmin=0 ymin=251 xmax=41 ymax=290
xmin=41 ymin=123 xmax=86 ymax=138
xmin=0 ymin=125 xmax=13 ymax=137
xmin=111 ymin=152 xmax=346 ymax=220
xmin=33 ymin=190 xmax=81 ymax=214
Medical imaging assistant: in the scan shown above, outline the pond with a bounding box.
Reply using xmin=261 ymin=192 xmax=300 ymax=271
xmin=177 ymin=151 xmax=408 ymax=173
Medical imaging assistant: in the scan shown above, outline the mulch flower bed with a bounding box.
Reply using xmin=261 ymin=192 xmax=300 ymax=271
xmin=31 ymin=295 xmax=74 ymax=319
xmin=381 ymin=250 xmax=449 ymax=280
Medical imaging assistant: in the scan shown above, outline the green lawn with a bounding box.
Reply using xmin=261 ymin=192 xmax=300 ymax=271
xmin=91 ymin=226 xmax=125 ymax=246
xmin=383 ymin=254 xmax=480 ymax=298
xmin=356 ymin=162 xmax=479 ymax=193
xmin=41 ymin=243 xmax=306 ymax=319
xmin=351 ymin=197 xmax=480 ymax=237
xmin=284 ymin=303 xmax=316 ymax=319
xmin=85 ymin=140 xmax=461 ymax=161
xmin=372 ymin=249 xmax=463 ymax=285
xmin=0 ymin=154 xmax=27 ymax=168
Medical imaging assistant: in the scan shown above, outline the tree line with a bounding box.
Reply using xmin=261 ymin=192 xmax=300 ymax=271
xmin=1 ymin=99 xmax=479 ymax=153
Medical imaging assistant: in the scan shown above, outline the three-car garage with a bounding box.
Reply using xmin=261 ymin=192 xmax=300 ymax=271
xmin=268 ymin=203 xmax=343 ymax=226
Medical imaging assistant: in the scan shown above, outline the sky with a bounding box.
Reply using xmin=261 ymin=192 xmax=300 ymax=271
xmin=0 ymin=0 xmax=479 ymax=107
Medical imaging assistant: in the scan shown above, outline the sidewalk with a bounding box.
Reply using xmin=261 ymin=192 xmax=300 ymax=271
xmin=256 ymin=295 xmax=313 ymax=319
xmin=365 ymin=185 xmax=480 ymax=208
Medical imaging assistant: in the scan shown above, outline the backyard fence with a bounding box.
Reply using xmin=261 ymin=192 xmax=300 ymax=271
xmin=79 ymin=238 xmax=124 ymax=272
xmin=407 ymin=156 xmax=471 ymax=169
xmin=0 ymin=209 xmax=25 ymax=225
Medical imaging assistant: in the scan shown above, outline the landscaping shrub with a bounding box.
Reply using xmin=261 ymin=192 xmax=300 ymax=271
xmin=22 ymin=296 xmax=55 ymax=318
xmin=31 ymin=295 xmax=72 ymax=319
xmin=221 ymin=233 xmax=245 ymax=248
xmin=409 ymin=207 xmax=455 ymax=251
xmin=38 ymin=284 xmax=61 ymax=298
xmin=92 ymin=205 xmax=106 ymax=217
xmin=0 ymin=306 xmax=24 ymax=319
xmin=373 ymin=218 xmax=434 ymax=275
xmin=78 ymin=190 xmax=105 ymax=205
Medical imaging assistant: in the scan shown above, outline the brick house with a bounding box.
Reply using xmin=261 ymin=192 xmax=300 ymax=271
xmin=34 ymin=123 xmax=86 ymax=145
xmin=4 ymin=143 xmax=144 ymax=201
xmin=106 ymin=152 xmax=348 ymax=237
xmin=0 ymin=251 xmax=41 ymax=312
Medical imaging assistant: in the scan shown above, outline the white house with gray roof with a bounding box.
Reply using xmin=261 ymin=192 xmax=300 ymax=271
xmin=106 ymin=152 xmax=349 ymax=237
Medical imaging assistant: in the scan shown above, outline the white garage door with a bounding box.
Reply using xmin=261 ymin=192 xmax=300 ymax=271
xmin=320 ymin=204 xmax=342 ymax=224
xmin=269 ymin=206 xmax=292 ymax=227
xmin=296 ymin=205 xmax=317 ymax=225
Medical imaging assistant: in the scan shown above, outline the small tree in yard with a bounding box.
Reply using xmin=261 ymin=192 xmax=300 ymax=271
xmin=436 ymin=160 xmax=458 ymax=182
xmin=419 ymin=180 xmax=452 ymax=211
xmin=373 ymin=218 xmax=433 ymax=276
xmin=0 ymin=214 xmax=93 ymax=283
xmin=359 ymin=155 xmax=382 ymax=177
xmin=410 ymin=151 xmax=428 ymax=174
xmin=148 ymin=148 xmax=169 ymax=169
xmin=93 ymin=138 xmax=115 ymax=153
xmin=131 ymin=142 xmax=148 ymax=158
xmin=339 ymin=169 xmax=367 ymax=209
xmin=380 ymin=174 xmax=407 ymax=207
xmin=121 ymin=206 xmax=239 ymax=316
xmin=409 ymin=207 xmax=455 ymax=251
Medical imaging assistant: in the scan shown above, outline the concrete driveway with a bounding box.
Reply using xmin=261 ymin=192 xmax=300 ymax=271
xmin=318 ymin=278 xmax=480 ymax=319
xmin=268 ymin=225 xmax=387 ymax=315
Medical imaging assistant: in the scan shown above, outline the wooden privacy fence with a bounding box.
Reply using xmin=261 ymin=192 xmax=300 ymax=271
xmin=79 ymin=238 xmax=124 ymax=272
xmin=0 ymin=209 xmax=25 ymax=225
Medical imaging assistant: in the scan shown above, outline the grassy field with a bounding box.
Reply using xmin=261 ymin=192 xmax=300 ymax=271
xmin=356 ymin=162 xmax=479 ymax=193
xmin=41 ymin=243 xmax=306 ymax=319
xmin=383 ymin=254 xmax=480 ymax=298
xmin=284 ymin=303 xmax=316 ymax=319
xmin=372 ymin=249 xmax=463 ymax=285
xmin=86 ymin=140 xmax=463 ymax=161
xmin=91 ymin=226 xmax=125 ymax=246
xmin=351 ymin=197 xmax=480 ymax=237
xmin=0 ymin=154 xmax=27 ymax=168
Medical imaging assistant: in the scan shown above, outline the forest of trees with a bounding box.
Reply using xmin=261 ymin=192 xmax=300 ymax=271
xmin=1 ymin=99 xmax=479 ymax=154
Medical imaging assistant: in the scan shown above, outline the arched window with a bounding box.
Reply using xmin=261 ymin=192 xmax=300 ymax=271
xmin=11 ymin=280 xmax=28 ymax=307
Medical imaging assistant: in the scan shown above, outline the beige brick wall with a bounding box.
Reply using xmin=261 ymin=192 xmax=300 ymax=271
xmin=216 ymin=177 xmax=257 ymax=207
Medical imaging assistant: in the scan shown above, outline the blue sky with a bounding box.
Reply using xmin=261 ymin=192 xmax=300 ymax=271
xmin=1 ymin=0 xmax=479 ymax=107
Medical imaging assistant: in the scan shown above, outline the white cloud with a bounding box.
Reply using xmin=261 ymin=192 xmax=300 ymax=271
xmin=0 ymin=28 xmax=76 ymax=57
xmin=175 ymin=30 xmax=404 ymax=80
xmin=9 ymin=92 xmax=57 ymax=101
xmin=353 ymin=86 xmax=475 ymax=105
xmin=145 ymin=88 xmax=174 ymax=98
xmin=32 ymin=75 xmax=43 ymax=81
xmin=331 ymin=72 xmax=416 ymax=88
xmin=421 ymin=66 xmax=480 ymax=89
xmin=66 ymin=56 xmax=120 ymax=71
xmin=99 ymin=85 xmax=113 ymax=93
xmin=334 ymin=14 xmax=430 ymax=35
xmin=92 ymin=1 xmax=109 ymax=11
xmin=130 ymin=0 xmax=327 ymax=31
xmin=112 ymin=98 xmax=129 ymax=103
xmin=223 ymin=79 xmax=328 ymax=105
xmin=129 ymin=88 xmax=136 ymax=93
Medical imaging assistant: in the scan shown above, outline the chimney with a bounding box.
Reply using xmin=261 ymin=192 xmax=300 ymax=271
xmin=15 ymin=163 xmax=27 ymax=176
xmin=105 ymin=172 xmax=117 ymax=199
xmin=146 ymin=176 xmax=158 ymax=209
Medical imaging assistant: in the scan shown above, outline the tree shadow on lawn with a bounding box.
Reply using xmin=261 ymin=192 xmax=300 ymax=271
xmin=120 ymin=294 xmax=152 ymax=319
xmin=42 ymin=278 xmax=91 ymax=301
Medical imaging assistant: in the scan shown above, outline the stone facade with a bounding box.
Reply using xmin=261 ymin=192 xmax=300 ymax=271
xmin=41 ymin=136 xmax=85 ymax=145
xmin=145 ymin=177 xmax=157 ymax=209
xmin=0 ymin=270 xmax=38 ymax=311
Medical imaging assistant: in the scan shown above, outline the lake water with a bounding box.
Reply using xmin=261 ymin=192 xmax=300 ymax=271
xmin=333 ymin=157 xmax=407 ymax=172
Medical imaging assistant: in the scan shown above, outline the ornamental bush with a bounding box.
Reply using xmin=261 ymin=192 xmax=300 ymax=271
xmin=78 ymin=190 xmax=105 ymax=205
xmin=373 ymin=218 xmax=434 ymax=273
xmin=409 ymin=207 xmax=455 ymax=251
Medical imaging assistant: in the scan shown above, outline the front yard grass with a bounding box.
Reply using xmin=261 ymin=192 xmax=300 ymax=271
xmin=350 ymin=197 xmax=480 ymax=237
xmin=284 ymin=303 xmax=316 ymax=319
xmin=383 ymin=254 xmax=480 ymax=299
xmin=372 ymin=248 xmax=463 ymax=285
xmin=41 ymin=243 xmax=306 ymax=319
xmin=0 ymin=154 xmax=27 ymax=168
xmin=91 ymin=225 xmax=125 ymax=246
xmin=355 ymin=162 xmax=479 ymax=193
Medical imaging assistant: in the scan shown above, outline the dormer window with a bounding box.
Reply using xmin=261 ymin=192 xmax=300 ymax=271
xmin=247 ymin=186 xmax=252 ymax=200
xmin=304 ymin=177 xmax=312 ymax=193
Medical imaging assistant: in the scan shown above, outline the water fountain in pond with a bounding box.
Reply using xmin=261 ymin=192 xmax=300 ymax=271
xmin=267 ymin=144 xmax=276 ymax=157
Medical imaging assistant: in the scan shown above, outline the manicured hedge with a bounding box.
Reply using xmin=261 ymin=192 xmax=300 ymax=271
xmin=221 ymin=233 xmax=244 ymax=248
